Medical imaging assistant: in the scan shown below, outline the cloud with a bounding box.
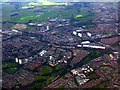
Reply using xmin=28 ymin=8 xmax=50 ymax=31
xmin=49 ymin=0 xmax=119 ymax=2
xmin=2 ymin=0 xmax=119 ymax=2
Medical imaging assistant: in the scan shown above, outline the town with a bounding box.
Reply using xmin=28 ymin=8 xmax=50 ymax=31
xmin=2 ymin=1 xmax=120 ymax=89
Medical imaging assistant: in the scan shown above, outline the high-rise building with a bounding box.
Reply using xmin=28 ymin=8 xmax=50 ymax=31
xmin=19 ymin=59 xmax=22 ymax=65
xmin=15 ymin=58 xmax=19 ymax=63
xmin=47 ymin=26 xmax=49 ymax=31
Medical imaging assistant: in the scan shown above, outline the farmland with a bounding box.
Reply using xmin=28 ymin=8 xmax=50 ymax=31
xmin=2 ymin=2 xmax=95 ymax=28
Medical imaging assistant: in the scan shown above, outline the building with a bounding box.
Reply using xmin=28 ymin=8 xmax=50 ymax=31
xmin=73 ymin=31 xmax=77 ymax=35
xmin=46 ymin=26 xmax=49 ymax=31
xmin=19 ymin=59 xmax=22 ymax=65
xmin=78 ymin=33 xmax=82 ymax=37
xmin=87 ymin=32 xmax=92 ymax=37
xmin=39 ymin=50 xmax=47 ymax=56
xmin=81 ymin=41 xmax=90 ymax=44
xmin=15 ymin=58 xmax=28 ymax=65
xmin=15 ymin=58 xmax=19 ymax=63
xmin=77 ymin=44 xmax=105 ymax=49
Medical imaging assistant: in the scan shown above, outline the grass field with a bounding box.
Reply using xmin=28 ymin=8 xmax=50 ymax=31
xmin=94 ymin=81 xmax=109 ymax=88
xmin=2 ymin=3 xmax=16 ymax=22
xmin=2 ymin=2 xmax=96 ymax=27
xmin=2 ymin=62 xmax=21 ymax=74
xmin=88 ymin=71 xmax=100 ymax=80
xmin=34 ymin=75 xmax=49 ymax=81
xmin=2 ymin=23 xmax=15 ymax=28
xmin=75 ymin=14 xmax=83 ymax=18
xmin=37 ymin=65 xmax=53 ymax=75
xmin=4 ymin=67 xmax=18 ymax=74
xmin=55 ymin=65 xmax=63 ymax=71
xmin=2 ymin=62 xmax=19 ymax=68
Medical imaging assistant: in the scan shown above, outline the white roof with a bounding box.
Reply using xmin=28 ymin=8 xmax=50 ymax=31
xmin=73 ymin=31 xmax=77 ymax=35
xmin=39 ymin=50 xmax=47 ymax=56
xmin=77 ymin=45 xmax=82 ymax=47
xmin=78 ymin=33 xmax=82 ymax=37
xmin=76 ymin=30 xmax=83 ymax=32
xmin=81 ymin=41 xmax=90 ymax=44
xmin=19 ymin=59 xmax=22 ymax=64
xmin=87 ymin=32 xmax=92 ymax=37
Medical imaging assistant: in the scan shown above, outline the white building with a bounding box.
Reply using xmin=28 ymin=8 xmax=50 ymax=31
xmin=64 ymin=60 xmax=67 ymax=63
xmin=81 ymin=41 xmax=90 ymax=44
xmin=50 ymin=56 xmax=52 ymax=60
xmin=83 ymin=45 xmax=90 ymax=47
xmin=87 ymin=32 xmax=92 ymax=37
xmin=73 ymin=31 xmax=77 ymax=35
xmin=25 ymin=59 xmax=28 ymax=63
xmin=29 ymin=23 xmax=35 ymax=26
xmin=15 ymin=58 xmax=19 ymax=63
xmin=47 ymin=26 xmax=49 ymax=31
xmin=19 ymin=59 xmax=22 ymax=65
xmin=12 ymin=29 xmax=18 ymax=32
xmin=78 ymin=73 xmax=86 ymax=78
xmin=76 ymin=30 xmax=83 ymax=32
xmin=37 ymin=24 xmax=43 ymax=26
xmin=89 ymin=45 xmax=105 ymax=49
xmin=39 ymin=50 xmax=47 ymax=56
xmin=78 ymin=33 xmax=82 ymax=37
xmin=77 ymin=44 xmax=105 ymax=49
xmin=22 ymin=6 xmax=29 ymax=9
xmin=77 ymin=45 xmax=82 ymax=47
xmin=71 ymin=69 xmax=78 ymax=75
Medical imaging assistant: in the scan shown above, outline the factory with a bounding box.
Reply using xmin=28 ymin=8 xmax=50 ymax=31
xmin=71 ymin=65 xmax=94 ymax=86
xmin=77 ymin=44 xmax=105 ymax=49
xmin=81 ymin=41 xmax=91 ymax=44
xmin=73 ymin=27 xmax=92 ymax=38
xmin=75 ymin=76 xmax=89 ymax=85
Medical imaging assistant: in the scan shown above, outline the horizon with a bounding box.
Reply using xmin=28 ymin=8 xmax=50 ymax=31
xmin=1 ymin=0 xmax=120 ymax=2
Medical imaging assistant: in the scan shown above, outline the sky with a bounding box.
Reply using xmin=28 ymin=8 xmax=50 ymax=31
xmin=1 ymin=0 xmax=120 ymax=2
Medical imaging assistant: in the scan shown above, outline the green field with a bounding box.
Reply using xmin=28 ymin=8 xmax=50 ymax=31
xmin=2 ymin=62 xmax=21 ymax=74
xmin=88 ymin=71 xmax=100 ymax=80
xmin=2 ymin=62 xmax=19 ymax=68
xmin=34 ymin=75 xmax=49 ymax=81
xmin=2 ymin=2 xmax=96 ymax=29
xmin=2 ymin=22 xmax=15 ymax=28
xmin=37 ymin=65 xmax=53 ymax=75
xmin=94 ymin=81 xmax=109 ymax=88
xmin=75 ymin=14 xmax=83 ymax=18
xmin=55 ymin=65 xmax=63 ymax=71
xmin=4 ymin=67 xmax=18 ymax=74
